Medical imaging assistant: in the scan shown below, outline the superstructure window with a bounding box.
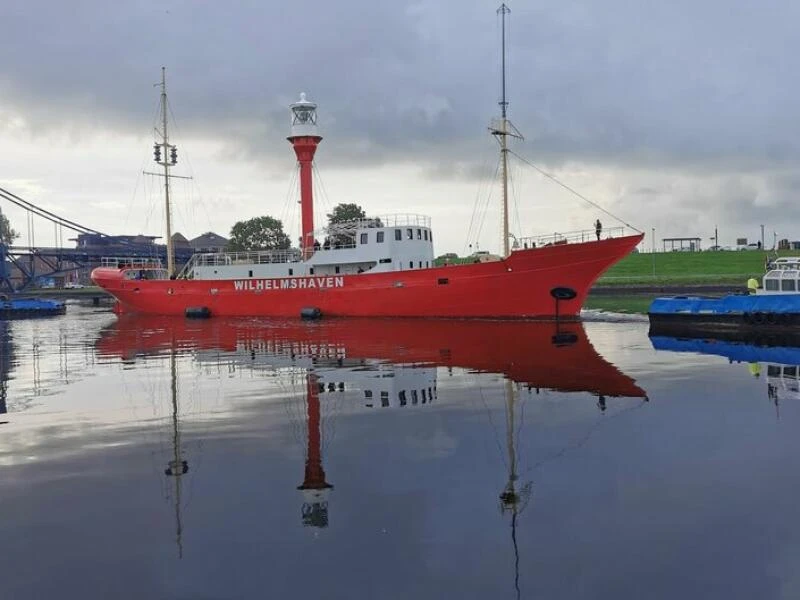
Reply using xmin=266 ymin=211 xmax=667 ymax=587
xmin=360 ymin=233 xmax=368 ymax=244
xmin=377 ymin=231 xmax=385 ymax=243
xmin=417 ymin=229 xmax=422 ymax=239
xmin=379 ymin=258 xmax=391 ymax=263
xmin=782 ymin=278 xmax=796 ymax=291
xmin=409 ymin=261 xmax=414 ymax=269
xmin=395 ymin=229 xmax=402 ymax=241
xmin=765 ymin=278 xmax=779 ymax=291
xmin=424 ymin=230 xmax=429 ymax=241
xmin=406 ymin=228 xmax=413 ymax=240
xmin=381 ymin=391 xmax=389 ymax=407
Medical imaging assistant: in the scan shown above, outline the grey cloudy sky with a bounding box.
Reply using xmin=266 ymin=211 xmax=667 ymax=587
xmin=1 ymin=0 xmax=798 ymax=253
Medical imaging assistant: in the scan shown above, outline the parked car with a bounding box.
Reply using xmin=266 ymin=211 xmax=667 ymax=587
xmin=64 ymin=282 xmax=86 ymax=289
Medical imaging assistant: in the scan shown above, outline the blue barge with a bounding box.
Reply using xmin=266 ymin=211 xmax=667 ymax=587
xmin=649 ymin=257 xmax=800 ymax=333
xmin=0 ymin=296 xmax=66 ymax=318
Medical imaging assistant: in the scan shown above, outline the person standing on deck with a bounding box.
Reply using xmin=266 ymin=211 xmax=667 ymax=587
xmin=595 ymin=219 xmax=602 ymax=241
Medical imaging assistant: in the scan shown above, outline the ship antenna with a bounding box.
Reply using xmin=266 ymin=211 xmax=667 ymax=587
xmin=491 ymin=4 xmax=523 ymax=258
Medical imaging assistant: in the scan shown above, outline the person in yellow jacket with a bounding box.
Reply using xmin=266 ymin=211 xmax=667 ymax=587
xmin=747 ymin=278 xmax=759 ymax=294
xmin=748 ymin=362 xmax=761 ymax=377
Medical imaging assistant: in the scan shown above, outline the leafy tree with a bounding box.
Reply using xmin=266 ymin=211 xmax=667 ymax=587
xmin=327 ymin=203 xmax=366 ymax=226
xmin=228 ymin=216 xmax=291 ymax=251
xmin=0 ymin=212 xmax=19 ymax=246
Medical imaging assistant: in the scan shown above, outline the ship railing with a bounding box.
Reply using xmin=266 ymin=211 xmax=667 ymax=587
xmin=100 ymin=257 xmax=164 ymax=268
xmin=187 ymin=249 xmax=302 ymax=268
xmin=322 ymin=213 xmax=431 ymax=235
xmin=517 ymin=226 xmax=626 ymax=249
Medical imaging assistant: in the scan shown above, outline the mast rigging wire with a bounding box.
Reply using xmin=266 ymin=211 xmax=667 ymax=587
xmin=509 ymin=150 xmax=642 ymax=233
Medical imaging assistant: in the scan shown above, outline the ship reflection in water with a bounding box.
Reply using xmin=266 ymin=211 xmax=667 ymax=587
xmin=0 ymin=311 xmax=661 ymax=599
xmin=650 ymin=330 xmax=800 ymax=414
xmin=96 ymin=316 xmax=647 ymax=531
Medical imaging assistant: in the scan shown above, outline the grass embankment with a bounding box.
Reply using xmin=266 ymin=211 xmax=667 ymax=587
xmin=584 ymin=295 xmax=654 ymax=314
xmin=597 ymin=249 xmax=798 ymax=286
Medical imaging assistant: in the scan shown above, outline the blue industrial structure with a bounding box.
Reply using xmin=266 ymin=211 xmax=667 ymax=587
xmin=0 ymin=185 xmax=195 ymax=291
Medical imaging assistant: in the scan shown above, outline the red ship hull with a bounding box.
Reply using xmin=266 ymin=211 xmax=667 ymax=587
xmin=91 ymin=234 xmax=642 ymax=318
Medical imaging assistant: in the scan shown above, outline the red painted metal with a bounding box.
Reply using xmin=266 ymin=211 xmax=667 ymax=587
xmin=299 ymin=373 xmax=332 ymax=492
xmin=91 ymin=233 xmax=642 ymax=318
xmin=288 ymin=135 xmax=322 ymax=258
xmin=95 ymin=316 xmax=646 ymax=398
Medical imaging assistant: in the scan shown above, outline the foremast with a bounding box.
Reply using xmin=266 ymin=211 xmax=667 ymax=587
xmin=148 ymin=67 xmax=190 ymax=277
xmin=490 ymin=4 xmax=523 ymax=258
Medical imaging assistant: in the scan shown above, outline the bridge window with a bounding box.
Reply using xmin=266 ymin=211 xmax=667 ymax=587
xmin=417 ymin=229 xmax=422 ymax=240
xmin=377 ymin=231 xmax=384 ymax=243
xmin=782 ymin=278 xmax=796 ymax=291
xmin=411 ymin=390 xmax=418 ymax=405
xmin=785 ymin=366 xmax=798 ymax=377
xmin=406 ymin=228 xmax=413 ymax=240
xmin=424 ymin=230 xmax=429 ymax=241
xmin=379 ymin=258 xmax=391 ymax=264
xmin=399 ymin=391 xmax=407 ymax=406
xmin=765 ymin=278 xmax=779 ymax=291
xmin=360 ymin=233 xmax=368 ymax=244
xmin=381 ymin=391 xmax=389 ymax=407
xmin=395 ymin=229 xmax=402 ymax=241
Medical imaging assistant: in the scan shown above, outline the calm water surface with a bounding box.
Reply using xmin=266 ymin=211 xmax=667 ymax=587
xmin=1 ymin=306 xmax=799 ymax=599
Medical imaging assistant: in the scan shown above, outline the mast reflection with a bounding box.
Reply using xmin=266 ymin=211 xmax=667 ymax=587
xmin=298 ymin=373 xmax=333 ymax=528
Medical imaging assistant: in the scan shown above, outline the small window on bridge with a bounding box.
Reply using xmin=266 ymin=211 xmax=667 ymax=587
xmin=395 ymin=229 xmax=402 ymax=241
xmin=765 ymin=278 xmax=779 ymax=291
xmin=782 ymin=279 xmax=796 ymax=291
xmin=377 ymin=231 xmax=385 ymax=243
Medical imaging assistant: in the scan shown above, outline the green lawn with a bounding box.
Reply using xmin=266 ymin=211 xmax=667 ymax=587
xmin=597 ymin=249 xmax=798 ymax=286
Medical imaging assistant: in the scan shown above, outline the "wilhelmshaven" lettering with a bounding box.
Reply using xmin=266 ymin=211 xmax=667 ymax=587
xmin=233 ymin=276 xmax=345 ymax=291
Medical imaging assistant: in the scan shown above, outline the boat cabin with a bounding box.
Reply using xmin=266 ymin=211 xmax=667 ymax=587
xmin=183 ymin=214 xmax=434 ymax=281
xmin=100 ymin=257 xmax=169 ymax=280
xmin=761 ymin=258 xmax=800 ymax=294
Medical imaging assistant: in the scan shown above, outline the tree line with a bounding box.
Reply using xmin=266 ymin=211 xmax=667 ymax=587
xmin=0 ymin=203 xmax=365 ymax=251
xmin=227 ymin=203 xmax=365 ymax=251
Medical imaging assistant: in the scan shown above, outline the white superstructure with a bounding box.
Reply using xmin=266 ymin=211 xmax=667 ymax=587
xmin=183 ymin=214 xmax=435 ymax=280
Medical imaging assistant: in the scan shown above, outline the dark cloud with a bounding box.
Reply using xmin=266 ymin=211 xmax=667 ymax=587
xmin=3 ymin=0 xmax=800 ymax=174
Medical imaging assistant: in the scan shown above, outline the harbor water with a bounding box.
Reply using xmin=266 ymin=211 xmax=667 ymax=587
xmin=1 ymin=305 xmax=799 ymax=599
